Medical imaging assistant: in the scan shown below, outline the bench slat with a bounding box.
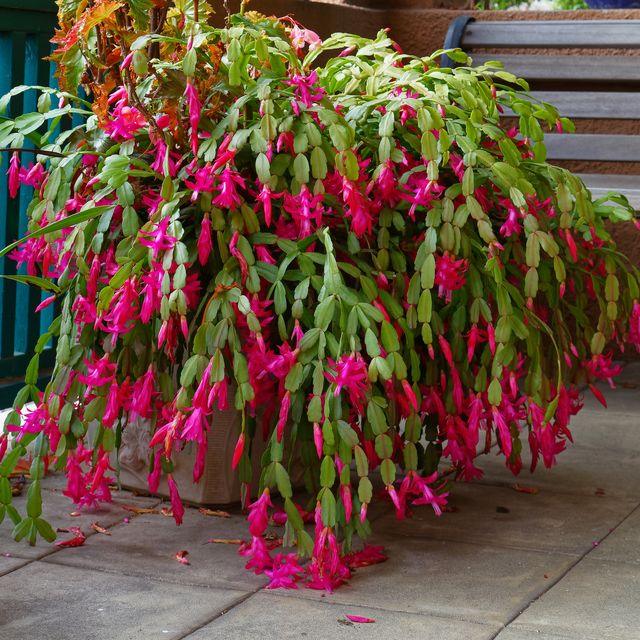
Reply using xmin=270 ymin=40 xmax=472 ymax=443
xmin=462 ymin=20 xmax=640 ymax=49
xmin=544 ymin=134 xmax=640 ymax=162
xmin=514 ymin=92 xmax=640 ymax=120
xmin=472 ymin=54 xmax=640 ymax=84
xmin=579 ymin=174 xmax=640 ymax=209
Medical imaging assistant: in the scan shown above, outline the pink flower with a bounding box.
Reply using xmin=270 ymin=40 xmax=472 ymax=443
xmin=360 ymin=502 xmax=368 ymax=523
xmin=563 ymin=229 xmax=578 ymax=262
xmin=492 ymin=407 xmax=512 ymax=458
xmin=325 ymin=353 xmax=369 ymax=411
xmin=307 ymin=525 xmax=351 ymax=592
xmin=97 ymin=277 xmax=139 ymax=337
xmin=232 ymin=432 xmax=245 ymax=470
xmin=265 ymin=553 xmax=304 ymax=589
xmin=340 ymin=484 xmax=353 ymax=522
xmin=184 ymin=81 xmax=201 ymax=155
xmin=313 ymin=422 xmax=323 ymax=458
xmin=406 ymin=472 xmax=448 ymax=516
xmin=405 ymin=174 xmax=444 ymax=219
xmin=630 ymin=301 xmax=640 ymax=351
xmin=584 ymin=353 xmax=622 ymax=386
xmin=150 ymin=139 xmax=178 ymax=177
xmin=256 ymin=184 xmax=281 ymax=227
xmin=167 ymin=474 xmax=184 ymax=525
xmin=286 ymin=70 xmax=325 ymax=109
xmin=79 ymin=354 xmax=116 ymax=388
xmin=342 ymin=178 xmax=374 ymax=237
xmin=276 ymin=390 xmax=291 ymax=442
xmin=185 ymin=164 xmax=216 ymax=201
xmin=435 ymin=253 xmax=468 ymax=302
xmin=130 ymin=367 xmax=157 ymax=420
xmin=7 ymin=152 xmax=20 ymax=198
xmin=230 ymin=231 xmax=249 ymax=282
xmin=104 ymin=103 xmax=146 ymax=140
xmin=499 ymin=200 xmax=522 ymax=238
xmin=197 ymin=215 xmax=213 ymax=265
xmin=139 ymin=218 xmax=178 ymax=258
xmin=240 ymin=535 xmax=273 ymax=574
xmin=282 ymin=184 xmax=324 ymax=238
xmin=213 ymin=167 xmax=245 ymax=210
xmin=35 ymin=295 xmax=56 ymax=313
xmin=247 ymin=488 xmax=272 ymax=537
xmin=19 ymin=162 xmax=46 ymax=190
xmin=147 ymin=453 xmax=162 ymax=493
xmin=401 ymin=380 xmax=419 ymax=412
xmin=289 ymin=25 xmax=321 ymax=52
xmin=181 ymin=407 xmax=209 ymax=443
xmin=62 ymin=444 xmax=113 ymax=509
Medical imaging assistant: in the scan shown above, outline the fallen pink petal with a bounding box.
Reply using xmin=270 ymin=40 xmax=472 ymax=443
xmin=345 ymin=615 xmax=376 ymax=624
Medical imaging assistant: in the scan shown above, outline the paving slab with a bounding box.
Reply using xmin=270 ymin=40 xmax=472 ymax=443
xmin=0 ymin=555 xmax=29 ymax=577
xmin=495 ymin=625 xmax=586 ymax=639
xmin=42 ymin=502 xmax=266 ymax=591
xmin=512 ymin=558 xmax=640 ymax=640
xmin=581 ymin=383 xmax=640 ymax=417
xmin=589 ymin=506 xmax=640 ymax=565
xmin=476 ymin=439 xmax=640 ymax=500
xmin=279 ymin=537 xmax=575 ymax=626
xmin=185 ymin=591 xmax=500 ymax=640
xmin=0 ymin=474 xmax=161 ymax=559
xmin=0 ymin=561 xmax=249 ymax=640
xmin=374 ymin=482 xmax=636 ymax=556
xmin=566 ymin=404 xmax=640 ymax=453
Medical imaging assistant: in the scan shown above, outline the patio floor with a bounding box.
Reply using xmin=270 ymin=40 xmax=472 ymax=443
xmin=1 ymin=365 xmax=640 ymax=640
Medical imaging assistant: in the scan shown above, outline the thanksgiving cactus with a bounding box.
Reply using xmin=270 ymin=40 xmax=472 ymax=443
xmin=1 ymin=2 xmax=639 ymax=591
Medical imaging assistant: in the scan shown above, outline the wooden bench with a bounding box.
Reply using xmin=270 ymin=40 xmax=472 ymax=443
xmin=442 ymin=18 xmax=640 ymax=209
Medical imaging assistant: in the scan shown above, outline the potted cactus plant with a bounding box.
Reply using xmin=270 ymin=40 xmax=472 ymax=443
xmin=0 ymin=1 xmax=639 ymax=591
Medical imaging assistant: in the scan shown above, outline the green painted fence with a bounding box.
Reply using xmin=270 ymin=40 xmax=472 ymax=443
xmin=0 ymin=0 xmax=58 ymax=406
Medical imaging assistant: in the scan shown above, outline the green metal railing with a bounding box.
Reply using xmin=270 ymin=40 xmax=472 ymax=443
xmin=0 ymin=0 xmax=58 ymax=405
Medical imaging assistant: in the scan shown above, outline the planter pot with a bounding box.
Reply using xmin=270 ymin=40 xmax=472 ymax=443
xmin=115 ymin=410 xmax=267 ymax=506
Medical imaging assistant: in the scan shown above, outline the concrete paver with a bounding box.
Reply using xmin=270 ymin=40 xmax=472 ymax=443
xmin=186 ymin=591 xmax=500 ymax=640
xmin=0 ymin=561 xmax=250 ymax=640
xmin=0 ymin=555 xmax=28 ymax=576
xmin=43 ymin=503 xmax=267 ymax=591
xmin=276 ymin=536 xmax=575 ymax=625
xmin=509 ymin=558 xmax=640 ymax=640
xmin=0 ymin=483 xmax=160 ymax=560
xmin=589 ymin=506 xmax=640 ymax=565
xmin=374 ymin=481 xmax=636 ymax=555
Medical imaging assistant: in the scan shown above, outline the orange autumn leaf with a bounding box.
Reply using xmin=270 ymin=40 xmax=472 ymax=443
xmin=90 ymin=522 xmax=111 ymax=535
xmin=52 ymin=1 xmax=123 ymax=55
xmin=198 ymin=508 xmax=231 ymax=518
xmin=513 ymin=483 xmax=539 ymax=495
xmin=122 ymin=505 xmax=159 ymax=515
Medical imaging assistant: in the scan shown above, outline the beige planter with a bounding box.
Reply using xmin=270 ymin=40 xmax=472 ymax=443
xmin=114 ymin=409 xmax=267 ymax=506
